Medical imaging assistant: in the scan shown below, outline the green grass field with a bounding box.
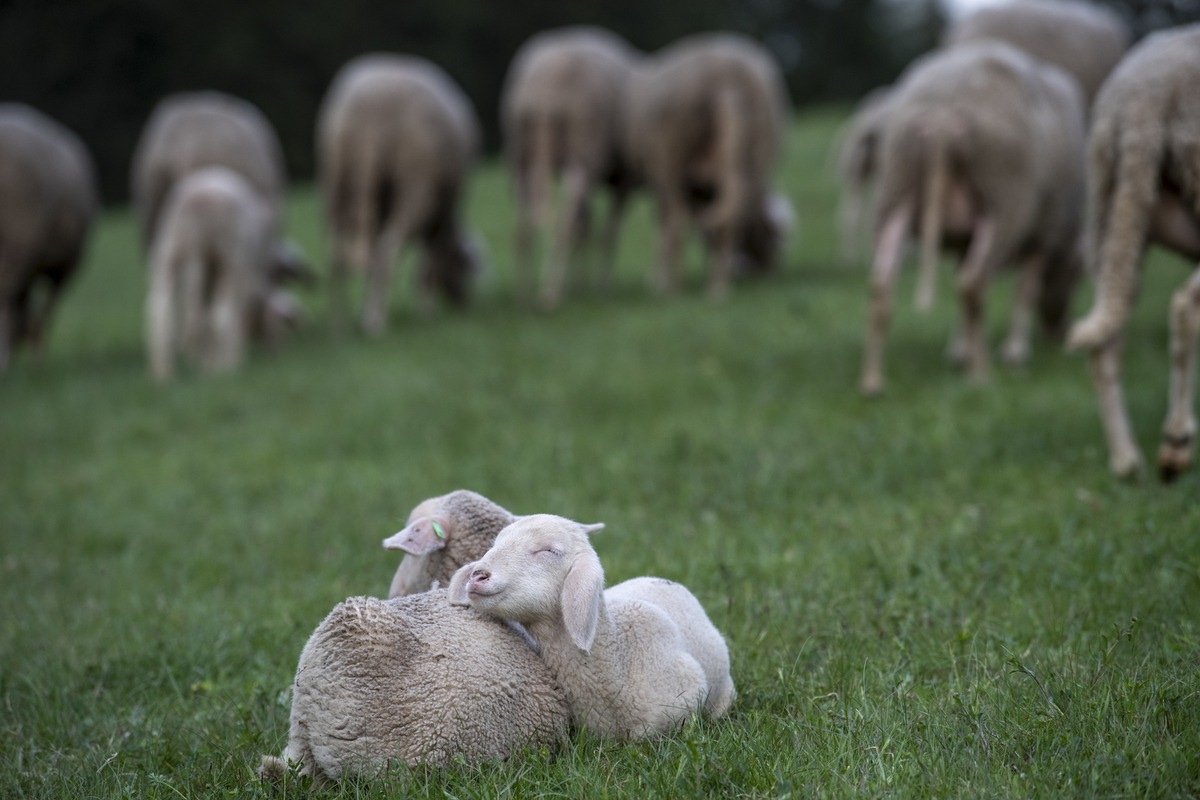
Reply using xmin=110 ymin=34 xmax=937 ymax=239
xmin=2 ymin=109 xmax=1198 ymax=799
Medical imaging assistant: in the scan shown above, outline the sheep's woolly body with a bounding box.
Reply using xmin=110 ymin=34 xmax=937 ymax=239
xmin=450 ymin=515 xmax=735 ymax=740
xmin=943 ymin=0 xmax=1129 ymax=106
xmin=1066 ymin=25 xmax=1200 ymax=479
xmin=145 ymin=167 xmax=276 ymax=381
xmin=387 ymin=489 xmax=518 ymax=598
xmin=131 ymin=92 xmax=285 ymax=247
xmin=0 ymin=104 xmax=97 ymax=373
xmin=624 ymin=32 xmax=791 ymax=297
xmin=317 ymin=54 xmax=480 ymax=331
xmin=264 ymin=590 xmax=568 ymax=783
xmin=861 ymin=41 xmax=1086 ymax=393
xmin=502 ymin=26 xmax=639 ymax=308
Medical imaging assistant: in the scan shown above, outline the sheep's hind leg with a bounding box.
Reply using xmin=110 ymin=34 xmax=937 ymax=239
xmin=1001 ymin=251 xmax=1045 ymax=366
xmin=1089 ymin=334 xmax=1143 ymax=478
xmin=1158 ymin=264 xmax=1200 ymax=482
xmin=956 ymin=216 xmax=997 ymax=384
xmin=859 ymin=204 xmax=910 ymax=396
xmin=655 ymin=193 xmax=687 ymax=296
xmin=541 ymin=165 xmax=588 ymax=310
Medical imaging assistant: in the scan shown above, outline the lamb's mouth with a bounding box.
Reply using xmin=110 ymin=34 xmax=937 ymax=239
xmin=468 ymin=586 xmax=501 ymax=599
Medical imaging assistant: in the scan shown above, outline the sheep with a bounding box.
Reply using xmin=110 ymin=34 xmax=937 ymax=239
xmin=859 ymin=41 xmax=1087 ymax=395
xmin=1066 ymin=24 xmax=1200 ymax=481
xmin=837 ymin=86 xmax=894 ymax=266
xmin=448 ymin=514 xmax=735 ymax=740
xmin=0 ymin=103 xmax=97 ymax=374
xmin=502 ymin=26 xmax=640 ymax=309
xmin=383 ymin=489 xmax=518 ymax=599
xmin=317 ymin=54 xmax=480 ymax=335
xmin=624 ymin=32 xmax=791 ymax=299
xmin=942 ymin=0 xmax=1130 ymax=108
xmin=145 ymin=166 xmax=279 ymax=381
xmin=259 ymin=588 xmax=569 ymax=785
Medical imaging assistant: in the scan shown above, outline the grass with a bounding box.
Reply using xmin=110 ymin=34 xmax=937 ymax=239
xmin=2 ymin=107 xmax=1199 ymax=799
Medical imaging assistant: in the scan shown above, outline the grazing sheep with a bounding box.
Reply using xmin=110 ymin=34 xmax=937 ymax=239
xmin=317 ymin=54 xmax=480 ymax=334
xmin=502 ymin=26 xmax=640 ymax=308
xmin=145 ymin=167 xmax=278 ymax=381
xmin=837 ymin=86 xmax=894 ymax=266
xmin=943 ymin=0 xmax=1129 ymax=108
xmin=860 ymin=41 xmax=1087 ymax=395
xmin=1066 ymin=24 xmax=1200 ymax=481
xmin=259 ymin=589 xmax=569 ymax=784
xmin=448 ymin=514 xmax=735 ymax=740
xmin=0 ymin=104 xmax=97 ymax=373
xmin=383 ymin=489 xmax=518 ymax=598
xmin=624 ymin=32 xmax=791 ymax=299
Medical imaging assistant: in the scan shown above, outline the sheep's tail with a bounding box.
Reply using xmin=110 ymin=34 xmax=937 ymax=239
xmin=1068 ymin=117 xmax=1164 ymax=351
xmin=145 ymin=222 xmax=184 ymax=382
xmin=915 ymin=127 xmax=948 ymax=313
xmin=705 ymin=82 xmax=749 ymax=233
xmin=527 ymin=112 xmax=557 ymax=230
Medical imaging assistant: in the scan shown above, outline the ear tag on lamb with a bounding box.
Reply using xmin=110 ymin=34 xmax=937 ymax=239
xmin=432 ymin=520 xmax=446 ymax=540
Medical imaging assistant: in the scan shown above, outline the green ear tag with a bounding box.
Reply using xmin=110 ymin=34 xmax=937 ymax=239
xmin=432 ymin=520 xmax=446 ymax=540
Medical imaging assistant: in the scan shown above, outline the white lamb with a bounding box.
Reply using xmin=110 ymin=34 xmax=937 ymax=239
xmin=448 ymin=514 xmax=734 ymax=740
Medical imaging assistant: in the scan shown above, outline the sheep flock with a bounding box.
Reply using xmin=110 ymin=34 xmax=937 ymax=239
xmin=4 ymin=0 xmax=1200 ymax=783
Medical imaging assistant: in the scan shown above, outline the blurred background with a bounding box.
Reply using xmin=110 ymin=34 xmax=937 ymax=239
xmin=0 ymin=0 xmax=1192 ymax=203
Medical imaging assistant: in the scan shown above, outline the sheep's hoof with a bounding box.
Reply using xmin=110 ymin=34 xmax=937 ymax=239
xmin=1000 ymin=339 xmax=1029 ymax=367
xmin=1109 ymin=449 xmax=1145 ymax=481
xmin=1157 ymin=434 xmax=1193 ymax=484
xmin=859 ymin=373 xmax=885 ymax=397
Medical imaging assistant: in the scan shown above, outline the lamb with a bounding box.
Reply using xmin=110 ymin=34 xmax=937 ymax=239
xmin=859 ymin=41 xmax=1087 ymax=395
xmin=317 ymin=54 xmax=480 ymax=334
xmin=502 ymin=26 xmax=640 ymax=309
xmin=448 ymin=514 xmax=735 ymax=740
xmin=1066 ymin=24 xmax=1200 ymax=481
xmin=0 ymin=104 xmax=97 ymax=374
xmin=837 ymin=86 xmax=894 ymax=266
xmin=131 ymin=92 xmax=311 ymax=319
xmin=942 ymin=0 xmax=1129 ymax=108
xmin=144 ymin=167 xmax=278 ymax=381
xmin=624 ymin=32 xmax=792 ymax=299
xmin=383 ymin=489 xmax=518 ymax=598
xmin=259 ymin=589 xmax=569 ymax=785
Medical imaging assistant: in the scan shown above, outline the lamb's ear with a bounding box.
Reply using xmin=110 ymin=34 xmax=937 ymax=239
xmin=561 ymin=554 xmax=604 ymax=652
xmin=382 ymin=517 xmax=449 ymax=554
xmin=581 ymin=522 xmax=605 ymax=535
xmin=447 ymin=563 xmax=475 ymax=606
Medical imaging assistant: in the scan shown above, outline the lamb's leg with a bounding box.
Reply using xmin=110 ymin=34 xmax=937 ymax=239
xmin=329 ymin=235 xmax=352 ymax=334
xmin=1001 ymin=250 xmax=1045 ymax=366
xmin=1088 ymin=334 xmax=1143 ymax=478
xmin=515 ymin=172 xmax=538 ymax=305
xmin=1158 ymin=265 xmax=1200 ymax=482
xmin=361 ymin=235 xmax=397 ymax=335
xmin=859 ymin=204 xmax=911 ymax=396
xmin=541 ymin=165 xmax=588 ymax=310
xmin=206 ymin=260 xmax=249 ymax=374
xmin=596 ymin=186 xmax=628 ymax=293
xmin=956 ymin=216 xmax=997 ymax=384
xmin=707 ymin=223 xmax=737 ymax=301
xmin=146 ymin=252 xmax=178 ymax=382
xmin=655 ymin=192 xmax=687 ymax=296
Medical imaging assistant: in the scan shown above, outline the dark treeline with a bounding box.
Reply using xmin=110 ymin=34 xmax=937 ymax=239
xmin=0 ymin=0 xmax=1191 ymax=203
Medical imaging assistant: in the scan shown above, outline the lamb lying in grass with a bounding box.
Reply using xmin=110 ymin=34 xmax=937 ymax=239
xmin=449 ymin=514 xmax=734 ymax=739
xmin=383 ymin=489 xmax=518 ymax=598
xmin=259 ymin=589 xmax=568 ymax=784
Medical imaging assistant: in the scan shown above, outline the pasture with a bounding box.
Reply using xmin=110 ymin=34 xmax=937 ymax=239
xmin=2 ymin=109 xmax=1198 ymax=798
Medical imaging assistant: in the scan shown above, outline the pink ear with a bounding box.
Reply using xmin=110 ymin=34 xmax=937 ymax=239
xmin=561 ymin=553 xmax=604 ymax=652
xmin=382 ymin=517 xmax=449 ymax=554
xmin=446 ymin=563 xmax=474 ymax=606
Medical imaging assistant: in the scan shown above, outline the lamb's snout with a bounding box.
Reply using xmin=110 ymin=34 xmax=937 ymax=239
xmin=467 ymin=567 xmax=496 ymax=595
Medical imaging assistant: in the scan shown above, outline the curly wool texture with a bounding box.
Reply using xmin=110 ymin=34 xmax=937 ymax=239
xmin=264 ymin=590 xmax=569 ymax=783
xmin=388 ymin=489 xmax=518 ymax=598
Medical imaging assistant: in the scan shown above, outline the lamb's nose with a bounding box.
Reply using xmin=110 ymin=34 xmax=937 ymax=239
xmin=470 ymin=568 xmax=490 ymax=584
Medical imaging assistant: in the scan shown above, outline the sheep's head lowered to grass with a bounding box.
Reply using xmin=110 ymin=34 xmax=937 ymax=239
xmin=448 ymin=514 xmax=606 ymax=651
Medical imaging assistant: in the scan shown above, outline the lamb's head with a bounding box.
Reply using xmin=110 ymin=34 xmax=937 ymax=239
xmin=421 ymin=230 xmax=483 ymax=308
xmin=736 ymin=191 xmax=794 ymax=276
xmin=448 ymin=514 xmax=606 ymax=651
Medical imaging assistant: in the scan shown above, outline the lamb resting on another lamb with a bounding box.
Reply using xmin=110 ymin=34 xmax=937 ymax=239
xmin=1067 ymin=24 xmax=1200 ymax=481
xmin=449 ymin=514 xmax=735 ymax=740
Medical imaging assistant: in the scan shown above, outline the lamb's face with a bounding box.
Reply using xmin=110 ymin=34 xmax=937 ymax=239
xmin=450 ymin=514 xmax=600 ymax=623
